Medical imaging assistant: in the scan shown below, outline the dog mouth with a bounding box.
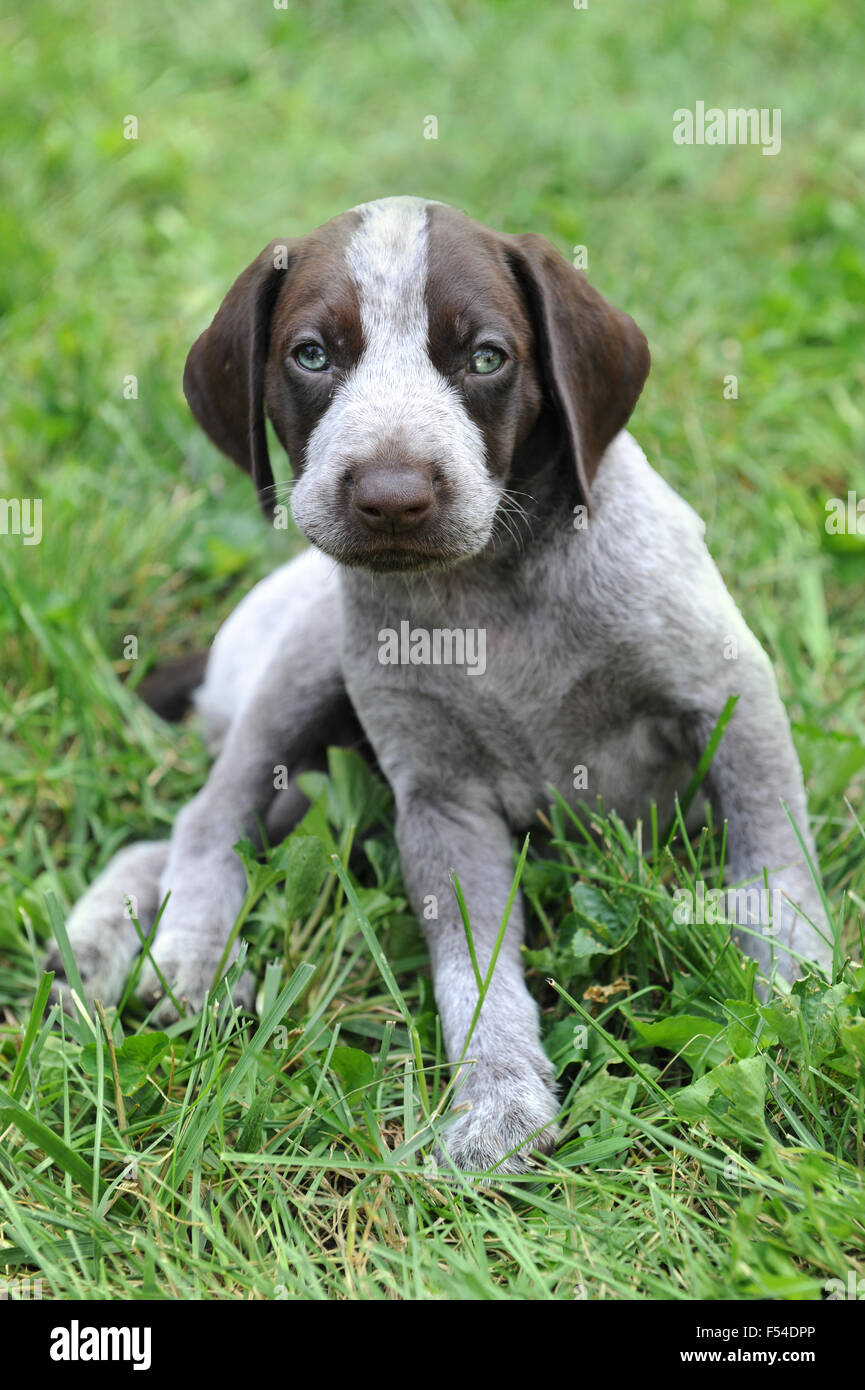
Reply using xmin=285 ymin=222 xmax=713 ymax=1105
xmin=328 ymin=535 xmax=474 ymax=573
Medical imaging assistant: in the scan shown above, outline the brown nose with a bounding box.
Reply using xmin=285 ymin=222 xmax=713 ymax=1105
xmin=351 ymin=466 xmax=436 ymax=534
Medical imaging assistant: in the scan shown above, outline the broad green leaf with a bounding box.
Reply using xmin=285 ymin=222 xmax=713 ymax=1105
xmin=523 ymin=945 xmax=556 ymax=973
xmin=723 ymin=1000 xmax=777 ymax=1059
xmin=793 ymin=723 xmax=865 ymax=802
xmin=568 ymin=1066 xmax=654 ymax=1128
xmin=330 ymin=1045 xmax=374 ymax=1095
xmin=839 ymin=1017 xmax=865 ymax=1071
xmin=630 ymin=1014 xmax=729 ymax=1073
xmin=279 ymin=834 xmax=330 ymax=921
xmin=570 ymin=883 xmax=638 ymax=941
xmin=299 ymin=750 xmax=391 ymax=835
xmin=327 ymin=746 xmax=392 ymax=834
xmin=672 ymin=1055 xmax=769 ymax=1143
xmin=760 ymin=979 xmax=851 ymax=1066
xmin=81 ymin=1032 xmax=171 ymax=1094
xmin=287 ymin=786 xmax=338 ymax=853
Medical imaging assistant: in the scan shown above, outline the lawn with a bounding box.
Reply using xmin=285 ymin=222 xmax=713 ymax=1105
xmin=1 ymin=0 xmax=864 ymax=1301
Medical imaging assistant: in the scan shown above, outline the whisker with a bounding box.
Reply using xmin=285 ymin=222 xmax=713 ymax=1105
xmin=258 ymin=478 xmax=297 ymax=502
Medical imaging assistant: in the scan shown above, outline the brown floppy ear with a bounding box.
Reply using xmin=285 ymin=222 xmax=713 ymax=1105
xmin=183 ymin=240 xmax=296 ymax=518
xmin=505 ymin=233 xmax=650 ymax=508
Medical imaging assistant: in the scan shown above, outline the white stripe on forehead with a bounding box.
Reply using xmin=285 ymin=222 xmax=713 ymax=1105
xmin=291 ymin=195 xmax=499 ymax=559
xmin=345 ymin=197 xmax=431 ymax=347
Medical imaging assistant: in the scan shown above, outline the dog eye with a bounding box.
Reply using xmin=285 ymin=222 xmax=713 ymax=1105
xmin=295 ymin=343 xmax=330 ymax=372
xmin=469 ymin=345 xmax=505 ymax=375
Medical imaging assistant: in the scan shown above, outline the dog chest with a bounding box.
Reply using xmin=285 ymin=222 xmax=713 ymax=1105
xmin=339 ymin=586 xmax=686 ymax=828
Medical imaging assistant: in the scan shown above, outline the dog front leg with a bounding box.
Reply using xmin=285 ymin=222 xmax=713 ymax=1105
xmin=46 ymin=841 xmax=171 ymax=1013
xmin=694 ymin=681 xmax=835 ymax=983
xmin=138 ymin=675 xmax=349 ymax=1022
xmin=396 ymin=789 xmax=558 ymax=1173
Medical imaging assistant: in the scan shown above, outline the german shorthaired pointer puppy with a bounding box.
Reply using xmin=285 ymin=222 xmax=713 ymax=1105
xmin=50 ymin=196 xmax=833 ymax=1172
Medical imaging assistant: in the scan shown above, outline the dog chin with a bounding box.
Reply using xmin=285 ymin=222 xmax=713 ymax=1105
xmin=299 ymin=524 xmax=489 ymax=573
xmin=329 ymin=542 xmax=474 ymax=574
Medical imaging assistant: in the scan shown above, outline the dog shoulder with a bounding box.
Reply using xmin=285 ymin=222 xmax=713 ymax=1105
xmin=592 ymin=430 xmax=707 ymax=550
xmin=580 ymin=432 xmax=773 ymax=693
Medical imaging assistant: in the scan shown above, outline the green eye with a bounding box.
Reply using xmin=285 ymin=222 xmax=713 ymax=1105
xmin=295 ymin=343 xmax=330 ymax=372
xmin=469 ymin=345 xmax=505 ymax=375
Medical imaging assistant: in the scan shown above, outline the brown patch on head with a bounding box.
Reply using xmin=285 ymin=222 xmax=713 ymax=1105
xmin=183 ymin=208 xmax=363 ymax=515
xmin=426 ymin=203 xmax=650 ymax=509
xmin=264 ymin=214 xmax=364 ymax=477
xmin=502 ymin=231 xmax=650 ymax=507
xmin=425 ymin=204 xmax=545 ymax=481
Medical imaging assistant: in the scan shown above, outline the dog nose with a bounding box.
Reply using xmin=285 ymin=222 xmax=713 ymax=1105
xmin=351 ymin=467 xmax=436 ymax=534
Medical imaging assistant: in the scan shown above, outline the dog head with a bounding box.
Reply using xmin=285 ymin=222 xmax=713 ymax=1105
xmin=184 ymin=196 xmax=649 ymax=572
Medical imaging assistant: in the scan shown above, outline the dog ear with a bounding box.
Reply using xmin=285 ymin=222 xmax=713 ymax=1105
xmin=183 ymin=240 xmax=296 ymax=518
xmin=506 ymin=233 xmax=650 ymax=509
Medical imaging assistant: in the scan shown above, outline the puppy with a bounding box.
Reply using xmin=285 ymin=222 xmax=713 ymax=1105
xmin=51 ymin=197 xmax=833 ymax=1172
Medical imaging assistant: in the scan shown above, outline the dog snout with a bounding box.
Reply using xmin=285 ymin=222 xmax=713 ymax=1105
xmin=349 ymin=463 xmax=437 ymax=535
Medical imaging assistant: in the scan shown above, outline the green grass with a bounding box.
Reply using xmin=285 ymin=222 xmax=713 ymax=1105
xmin=1 ymin=0 xmax=864 ymax=1300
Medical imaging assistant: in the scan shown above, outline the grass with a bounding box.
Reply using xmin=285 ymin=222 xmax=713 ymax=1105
xmin=1 ymin=0 xmax=864 ymax=1300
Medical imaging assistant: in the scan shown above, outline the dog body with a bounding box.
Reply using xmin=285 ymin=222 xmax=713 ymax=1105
xmin=53 ymin=197 xmax=833 ymax=1171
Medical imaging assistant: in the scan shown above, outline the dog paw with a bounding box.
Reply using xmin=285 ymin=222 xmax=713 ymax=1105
xmin=433 ymin=1064 xmax=559 ymax=1175
xmin=43 ymin=840 xmax=169 ymax=1016
xmin=45 ymin=937 xmax=130 ymax=1017
xmin=136 ymin=945 xmax=255 ymax=1024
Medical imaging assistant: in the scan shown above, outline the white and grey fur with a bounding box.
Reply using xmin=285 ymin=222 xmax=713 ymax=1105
xmin=50 ymin=197 xmax=834 ymax=1174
